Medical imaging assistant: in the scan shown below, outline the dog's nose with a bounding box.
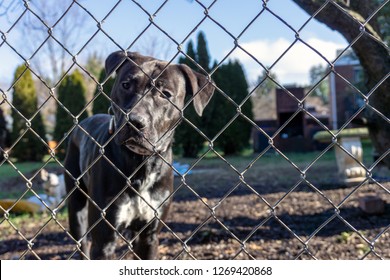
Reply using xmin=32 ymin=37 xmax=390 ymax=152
xmin=127 ymin=114 xmax=146 ymax=131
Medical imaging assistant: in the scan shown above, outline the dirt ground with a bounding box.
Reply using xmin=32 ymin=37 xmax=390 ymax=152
xmin=1 ymin=158 xmax=389 ymax=260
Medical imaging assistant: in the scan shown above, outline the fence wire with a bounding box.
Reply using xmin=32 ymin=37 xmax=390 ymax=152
xmin=0 ymin=0 xmax=389 ymax=260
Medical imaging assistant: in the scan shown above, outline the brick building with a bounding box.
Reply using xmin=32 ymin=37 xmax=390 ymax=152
xmin=252 ymin=86 xmax=329 ymax=153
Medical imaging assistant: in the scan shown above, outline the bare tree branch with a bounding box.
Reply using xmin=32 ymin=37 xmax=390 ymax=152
xmin=134 ymin=33 xmax=175 ymax=60
xmin=17 ymin=0 xmax=88 ymax=83
xmin=0 ymin=0 xmax=20 ymax=17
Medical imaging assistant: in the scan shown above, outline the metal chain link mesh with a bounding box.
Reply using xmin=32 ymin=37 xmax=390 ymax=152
xmin=0 ymin=0 xmax=389 ymax=259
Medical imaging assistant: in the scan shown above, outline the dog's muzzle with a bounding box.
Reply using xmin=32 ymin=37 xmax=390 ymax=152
xmin=108 ymin=109 xmax=155 ymax=155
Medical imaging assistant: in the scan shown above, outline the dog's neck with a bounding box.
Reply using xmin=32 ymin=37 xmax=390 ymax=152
xmin=123 ymin=143 xmax=172 ymax=190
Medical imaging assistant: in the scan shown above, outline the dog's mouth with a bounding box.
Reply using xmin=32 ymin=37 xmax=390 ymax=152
xmin=124 ymin=139 xmax=153 ymax=156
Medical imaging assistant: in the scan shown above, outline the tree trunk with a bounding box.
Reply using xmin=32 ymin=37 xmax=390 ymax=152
xmin=292 ymin=0 xmax=390 ymax=167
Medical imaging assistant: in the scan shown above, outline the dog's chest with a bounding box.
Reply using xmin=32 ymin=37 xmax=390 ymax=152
xmin=116 ymin=173 xmax=168 ymax=228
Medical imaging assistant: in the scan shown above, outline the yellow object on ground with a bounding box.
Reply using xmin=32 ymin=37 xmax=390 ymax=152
xmin=0 ymin=199 xmax=41 ymax=214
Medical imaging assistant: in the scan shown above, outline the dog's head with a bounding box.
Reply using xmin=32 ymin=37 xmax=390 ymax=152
xmin=105 ymin=51 xmax=215 ymax=155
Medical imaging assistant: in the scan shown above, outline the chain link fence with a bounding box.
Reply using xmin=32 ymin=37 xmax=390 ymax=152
xmin=0 ymin=0 xmax=389 ymax=259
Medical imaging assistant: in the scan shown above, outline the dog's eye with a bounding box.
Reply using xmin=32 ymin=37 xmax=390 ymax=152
xmin=122 ymin=81 xmax=131 ymax=90
xmin=161 ymin=90 xmax=172 ymax=99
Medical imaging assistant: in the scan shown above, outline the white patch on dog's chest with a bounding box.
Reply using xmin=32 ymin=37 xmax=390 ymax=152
xmin=116 ymin=173 xmax=169 ymax=228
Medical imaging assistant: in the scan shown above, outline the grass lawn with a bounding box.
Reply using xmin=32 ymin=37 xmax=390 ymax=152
xmin=0 ymin=143 xmax=377 ymax=201
xmin=175 ymin=144 xmax=374 ymax=177
xmin=0 ymin=162 xmax=58 ymax=181
xmin=0 ymin=159 xmax=61 ymax=199
xmin=169 ymin=143 xmax=378 ymax=201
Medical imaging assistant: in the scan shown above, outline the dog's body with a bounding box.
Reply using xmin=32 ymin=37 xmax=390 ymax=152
xmin=64 ymin=52 xmax=214 ymax=259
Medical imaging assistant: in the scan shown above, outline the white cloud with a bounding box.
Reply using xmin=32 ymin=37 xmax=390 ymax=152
xmin=229 ymin=37 xmax=346 ymax=85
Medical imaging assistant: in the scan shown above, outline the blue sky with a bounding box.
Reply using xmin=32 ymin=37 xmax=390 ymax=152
xmin=0 ymin=0 xmax=348 ymax=88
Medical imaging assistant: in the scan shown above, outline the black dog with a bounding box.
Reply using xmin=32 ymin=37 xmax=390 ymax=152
xmin=64 ymin=51 xmax=214 ymax=259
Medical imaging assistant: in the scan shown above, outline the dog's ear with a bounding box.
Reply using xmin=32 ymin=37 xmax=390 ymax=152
xmin=105 ymin=51 xmax=155 ymax=77
xmin=179 ymin=64 xmax=215 ymax=116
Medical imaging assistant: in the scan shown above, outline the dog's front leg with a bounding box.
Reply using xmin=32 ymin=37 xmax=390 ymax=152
xmin=89 ymin=207 xmax=118 ymax=259
xmin=133 ymin=220 xmax=160 ymax=260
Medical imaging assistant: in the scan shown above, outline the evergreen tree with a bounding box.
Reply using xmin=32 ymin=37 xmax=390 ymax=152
xmin=176 ymin=32 xmax=253 ymax=157
xmin=175 ymin=34 xmax=213 ymax=158
xmin=11 ymin=65 xmax=47 ymax=162
xmin=196 ymin=32 xmax=211 ymax=72
xmin=92 ymin=69 xmax=115 ymax=115
xmin=211 ymin=60 xmax=253 ymax=155
xmin=0 ymin=108 xmax=8 ymax=161
xmin=0 ymin=107 xmax=8 ymax=158
xmin=178 ymin=40 xmax=197 ymax=69
xmin=54 ymin=69 xmax=88 ymax=158
xmin=203 ymin=62 xmax=231 ymax=139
